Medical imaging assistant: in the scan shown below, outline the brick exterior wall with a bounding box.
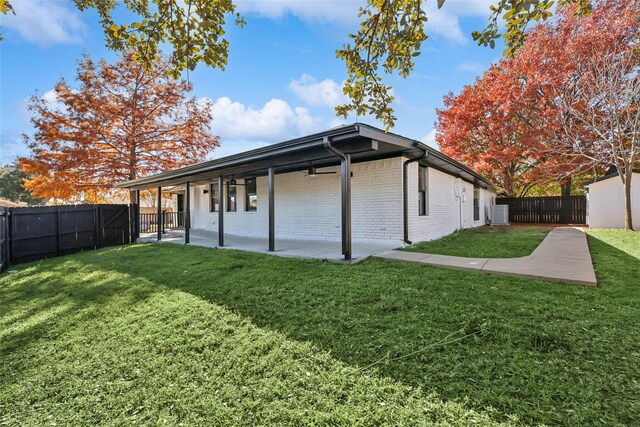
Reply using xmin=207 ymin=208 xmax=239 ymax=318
xmin=189 ymin=156 xmax=495 ymax=244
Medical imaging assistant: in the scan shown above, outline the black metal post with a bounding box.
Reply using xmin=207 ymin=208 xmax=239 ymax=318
xmin=218 ymin=177 xmax=224 ymax=246
xmin=268 ymin=167 xmax=275 ymax=252
xmin=129 ymin=190 xmax=138 ymax=243
xmin=185 ymin=182 xmax=190 ymax=244
xmin=157 ymin=186 xmax=162 ymax=241
xmin=323 ymin=137 xmax=353 ymax=261
xmin=341 ymin=154 xmax=352 ymax=260
xmin=135 ymin=190 xmax=140 ymax=239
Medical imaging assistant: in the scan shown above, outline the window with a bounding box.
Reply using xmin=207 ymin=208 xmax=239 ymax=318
xmin=245 ymin=178 xmax=257 ymax=211
xmin=227 ymin=181 xmax=237 ymax=212
xmin=473 ymin=186 xmax=480 ymax=221
xmin=418 ymin=165 xmax=429 ymax=216
xmin=209 ymin=181 xmax=219 ymax=212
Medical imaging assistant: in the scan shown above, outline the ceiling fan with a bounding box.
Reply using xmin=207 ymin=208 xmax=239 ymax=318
xmin=306 ymin=166 xmax=336 ymax=177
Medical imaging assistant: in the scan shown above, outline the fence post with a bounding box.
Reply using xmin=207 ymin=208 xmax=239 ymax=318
xmin=56 ymin=207 xmax=61 ymax=256
xmin=8 ymin=209 xmax=14 ymax=265
xmin=0 ymin=208 xmax=7 ymax=272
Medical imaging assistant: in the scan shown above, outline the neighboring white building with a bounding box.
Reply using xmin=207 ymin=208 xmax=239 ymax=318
xmin=585 ymin=170 xmax=640 ymax=230
xmin=118 ymin=124 xmax=497 ymax=260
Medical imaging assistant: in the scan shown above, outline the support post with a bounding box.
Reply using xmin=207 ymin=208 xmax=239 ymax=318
xmin=135 ymin=190 xmax=140 ymax=239
xmin=218 ymin=177 xmax=224 ymax=246
xmin=268 ymin=167 xmax=275 ymax=252
xmin=341 ymin=154 xmax=352 ymax=260
xmin=185 ymin=182 xmax=191 ymax=244
xmin=129 ymin=189 xmax=139 ymax=243
xmin=157 ymin=186 xmax=162 ymax=241
xmin=323 ymin=136 xmax=353 ymax=261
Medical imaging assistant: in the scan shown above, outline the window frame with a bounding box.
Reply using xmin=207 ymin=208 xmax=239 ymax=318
xmin=245 ymin=177 xmax=257 ymax=212
xmin=226 ymin=181 xmax=237 ymax=212
xmin=209 ymin=181 xmax=219 ymax=213
xmin=418 ymin=165 xmax=429 ymax=216
xmin=473 ymin=185 xmax=480 ymax=221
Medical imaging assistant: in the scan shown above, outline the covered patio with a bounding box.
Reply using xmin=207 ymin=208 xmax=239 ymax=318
xmin=119 ymin=123 xmax=491 ymax=260
xmin=138 ymin=229 xmax=400 ymax=262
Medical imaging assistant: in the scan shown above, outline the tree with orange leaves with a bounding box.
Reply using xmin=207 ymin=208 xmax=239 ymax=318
xmin=436 ymin=61 xmax=552 ymax=197
xmin=20 ymin=53 xmax=218 ymax=203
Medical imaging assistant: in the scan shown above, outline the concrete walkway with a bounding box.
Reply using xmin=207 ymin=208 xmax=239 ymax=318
xmin=374 ymin=227 xmax=597 ymax=286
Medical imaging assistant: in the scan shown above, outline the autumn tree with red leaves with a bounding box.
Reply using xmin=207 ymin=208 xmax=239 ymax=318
xmin=515 ymin=0 xmax=640 ymax=229
xmin=20 ymin=53 xmax=218 ymax=203
xmin=436 ymin=61 xmax=552 ymax=197
xmin=436 ymin=0 xmax=640 ymax=228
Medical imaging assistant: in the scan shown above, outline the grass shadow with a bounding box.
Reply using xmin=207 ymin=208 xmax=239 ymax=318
xmin=3 ymin=230 xmax=640 ymax=425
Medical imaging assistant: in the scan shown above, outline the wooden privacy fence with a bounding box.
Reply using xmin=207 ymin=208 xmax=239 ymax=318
xmin=0 ymin=204 xmax=133 ymax=272
xmin=497 ymin=196 xmax=587 ymax=224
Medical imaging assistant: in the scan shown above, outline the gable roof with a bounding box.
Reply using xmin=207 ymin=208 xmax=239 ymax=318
xmin=116 ymin=123 xmax=495 ymax=191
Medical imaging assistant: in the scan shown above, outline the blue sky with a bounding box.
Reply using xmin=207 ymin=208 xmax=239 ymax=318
xmin=0 ymin=0 xmax=504 ymax=166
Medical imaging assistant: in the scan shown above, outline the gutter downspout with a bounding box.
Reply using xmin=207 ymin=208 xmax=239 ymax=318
xmin=323 ymin=136 xmax=353 ymax=260
xmin=403 ymin=147 xmax=428 ymax=245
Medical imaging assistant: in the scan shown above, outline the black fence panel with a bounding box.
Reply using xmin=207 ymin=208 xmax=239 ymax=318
xmin=497 ymin=196 xmax=586 ymax=224
xmin=0 ymin=208 xmax=8 ymax=273
xmin=2 ymin=204 xmax=134 ymax=268
xmin=100 ymin=204 xmax=131 ymax=247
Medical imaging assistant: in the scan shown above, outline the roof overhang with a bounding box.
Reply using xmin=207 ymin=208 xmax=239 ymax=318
xmin=583 ymin=169 xmax=640 ymax=186
xmin=116 ymin=123 xmax=495 ymax=191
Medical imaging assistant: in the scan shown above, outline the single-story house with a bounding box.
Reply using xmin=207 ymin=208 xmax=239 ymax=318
xmin=118 ymin=124 xmax=497 ymax=260
xmin=585 ymin=169 xmax=639 ymax=230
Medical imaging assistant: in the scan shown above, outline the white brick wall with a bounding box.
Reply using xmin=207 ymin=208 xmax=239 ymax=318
xmin=406 ymin=162 xmax=496 ymax=243
xmin=189 ymin=157 xmax=404 ymax=243
xmin=188 ymin=156 xmax=495 ymax=244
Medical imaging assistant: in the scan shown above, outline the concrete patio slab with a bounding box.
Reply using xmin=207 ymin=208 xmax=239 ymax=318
xmin=138 ymin=228 xmax=401 ymax=262
xmin=374 ymin=227 xmax=597 ymax=286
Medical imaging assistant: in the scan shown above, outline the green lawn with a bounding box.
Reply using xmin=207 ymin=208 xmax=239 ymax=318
xmin=403 ymin=225 xmax=552 ymax=258
xmin=1 ymin=229 xmax=639 ymax=426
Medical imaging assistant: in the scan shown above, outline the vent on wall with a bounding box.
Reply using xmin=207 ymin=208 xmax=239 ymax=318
xmin=491 ymin=205 xmax=509 ymax=225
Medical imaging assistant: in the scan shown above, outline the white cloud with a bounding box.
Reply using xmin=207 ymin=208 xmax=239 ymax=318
xmin=40 ymin=89 xmax=67 ymax=112
xmin=425 ymin=4 xmax=467 ymax=44
xmin=237 ymin=0 xmax=494 ymax=44
xmin=207 ymin=96 xmax=322 ymax=143
xmin=2 ymin=0 xmax=87 ymax=46
xmin=421 ymin=128 xmax=438 ymax=149
xmin=235 ymin=0 xmax=363 ymax=27
xmin=457 ymin=61 xmax=486 ymax=74
xmin=288 ymin=74 xmax=347 ymax=109
xmin=424 ymin=0 xmax=495 ymax=45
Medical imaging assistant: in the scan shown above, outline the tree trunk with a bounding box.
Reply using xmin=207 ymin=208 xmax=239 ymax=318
xmin=623 ymin=166 xmax=634 ymax=230
xmin=560 ymin=176 xmax=572 ymax=197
